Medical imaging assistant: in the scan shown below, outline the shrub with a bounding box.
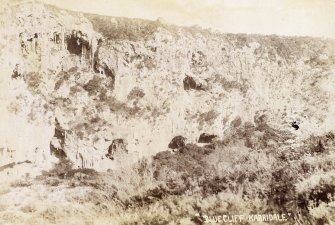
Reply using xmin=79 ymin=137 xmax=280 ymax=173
xmin=127 ymin=87 xmax=145 ymax=100
xmin=10 ymin=180 xmax=32 ymax=188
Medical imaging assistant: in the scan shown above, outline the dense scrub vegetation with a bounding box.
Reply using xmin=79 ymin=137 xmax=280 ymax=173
xmin=13 ymin=121 xmax=332 ymax=225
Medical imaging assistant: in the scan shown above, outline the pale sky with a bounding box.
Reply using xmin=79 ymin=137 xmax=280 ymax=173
xmin=41 ymin=0 xmax=335 ymax=38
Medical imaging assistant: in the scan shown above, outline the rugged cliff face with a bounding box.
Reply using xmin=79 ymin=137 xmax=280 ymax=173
xmin=1 ymin=1 xmax=335 ymax=176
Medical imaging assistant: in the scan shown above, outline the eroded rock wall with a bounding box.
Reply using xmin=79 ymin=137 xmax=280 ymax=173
xmin=1 ymin=1 xmax=335 ymax=174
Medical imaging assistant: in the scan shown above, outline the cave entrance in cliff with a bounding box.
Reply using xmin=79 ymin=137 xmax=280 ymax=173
xmin=66 ymin=31 xmax=81 ymax=55
xmin=66 ymin=30 xmax=91 ymax=64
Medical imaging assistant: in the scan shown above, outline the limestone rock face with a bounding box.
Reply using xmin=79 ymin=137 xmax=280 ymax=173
xmin=0 ymin=1 xmax=335 ymax=176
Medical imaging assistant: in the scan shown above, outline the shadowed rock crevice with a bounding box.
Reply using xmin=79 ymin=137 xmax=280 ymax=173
xmin=292 ymin=121 xmax=299 ymax=130
xmin=50 ymin=118 xmax=67 ymax=159
xmin=198 ymin=133 xmax=217 ymax=143
xmin=106 ymin=139 xmax=128 ymax=160
xmin=183 ymin=75 xmax=208 ymax=91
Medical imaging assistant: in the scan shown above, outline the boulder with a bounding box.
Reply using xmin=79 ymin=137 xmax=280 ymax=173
xmin=168 ymin=136 xmax=186 ymax=149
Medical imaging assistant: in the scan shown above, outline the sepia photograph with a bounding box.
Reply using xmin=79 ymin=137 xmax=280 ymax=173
xmin=0 ymin=0 xmax=334 ymax=224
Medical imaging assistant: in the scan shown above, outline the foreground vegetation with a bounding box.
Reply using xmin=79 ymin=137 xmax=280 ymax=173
xmin=1 ymin=119 xmax=334 ymax=225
